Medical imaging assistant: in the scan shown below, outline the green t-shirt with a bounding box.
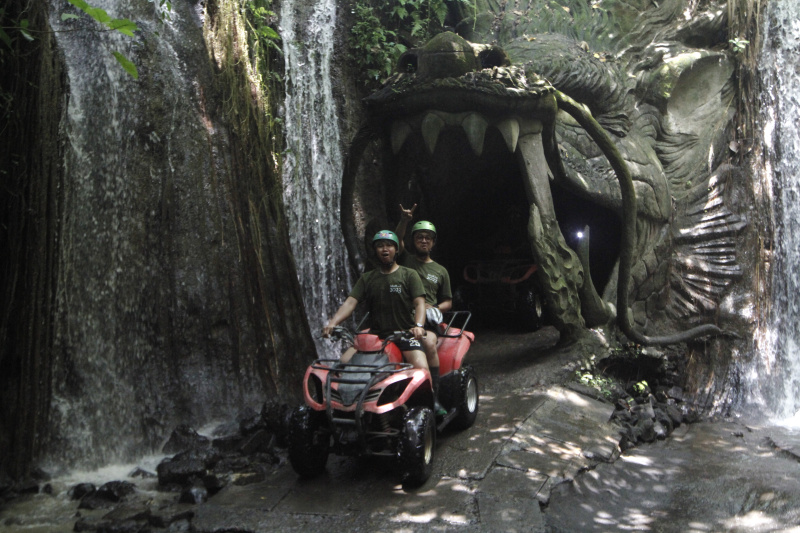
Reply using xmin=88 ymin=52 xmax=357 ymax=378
xmin=399 ymin=253 xmax=452 ymax=307
xmin=349 ymin=266 xmax=425 ymax=337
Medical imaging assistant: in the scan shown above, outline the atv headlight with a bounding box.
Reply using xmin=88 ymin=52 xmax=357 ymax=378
xmin=377 ymin=378 xmax=411 ymax=406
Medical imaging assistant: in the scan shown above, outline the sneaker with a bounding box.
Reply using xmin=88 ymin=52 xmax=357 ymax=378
xmin=434 ymin=399 xmax=447 ymax=417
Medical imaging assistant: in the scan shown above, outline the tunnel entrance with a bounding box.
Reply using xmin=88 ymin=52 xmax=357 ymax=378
xmin=388 ymin=125 xmax=538 ymax=329
xmin=384 ymin=121 xmax=621 ymax=329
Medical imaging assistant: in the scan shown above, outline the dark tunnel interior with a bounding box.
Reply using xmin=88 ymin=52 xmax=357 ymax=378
xmin=383 ymin=123 xmax=622 ymax=325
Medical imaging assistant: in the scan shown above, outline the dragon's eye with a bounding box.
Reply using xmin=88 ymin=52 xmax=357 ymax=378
xmin=478 ymin=46 xmax=510 ymax=69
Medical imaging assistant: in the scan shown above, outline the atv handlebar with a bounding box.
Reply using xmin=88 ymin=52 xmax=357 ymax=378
xmin=325 ymin=326 xmax=355 ymax=345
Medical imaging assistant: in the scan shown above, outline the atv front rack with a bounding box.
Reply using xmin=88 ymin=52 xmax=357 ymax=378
xmin=311 ymin=358 xmax=414 ymax=452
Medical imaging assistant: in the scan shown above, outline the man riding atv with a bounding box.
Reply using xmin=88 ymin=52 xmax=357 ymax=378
xmin=322 ymin=230 xmax=428 ymax=371
xmin=395 ymin=204 xmax=453 ymax=415
xmin=292 ymin=230 xmax=478 ymax=484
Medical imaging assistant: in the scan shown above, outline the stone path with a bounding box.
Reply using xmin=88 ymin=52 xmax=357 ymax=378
xmin=546 ymin=420 xmax=800 ymax=533
xmin=189 ymin=380 xmax=620 ymax=532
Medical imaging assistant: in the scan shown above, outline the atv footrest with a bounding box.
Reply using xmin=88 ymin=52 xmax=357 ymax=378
xmin=436 ymin=408 xmax=458 ymax=432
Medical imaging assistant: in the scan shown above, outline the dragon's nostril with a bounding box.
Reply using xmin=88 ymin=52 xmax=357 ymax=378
xmin=478 ymin=47 xmax=510 ymax=69
xmin=398 ymin=52 xmax=418 ymax=74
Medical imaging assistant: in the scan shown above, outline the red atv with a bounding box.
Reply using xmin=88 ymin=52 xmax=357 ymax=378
xmin=288 ymin=311 xmax=478 ymax=485
xmin=456 ymin=258 xmax=544 ymax=330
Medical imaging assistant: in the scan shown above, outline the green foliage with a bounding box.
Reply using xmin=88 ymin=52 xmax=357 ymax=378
xmin=243 ymin=0 xmax=283 ymax=127
xmin=1 ymin=0 xmax=149 ymax=78
xmin=112 ymin=51 xmax=138 ymax=78
xmin=577 ymin=370 xmax=617 ymax=399
xmin=349 ymin=0 xmax=460 ymax=87
xmin=611 ymin=342 xmax=643 ymax=358
xmin=148 ymin=0 xmax=173 ymax=23
xmin=63 ymin=0 xmax=141 ymax=78
xmin=514 ymin=0 xmax=619 ymax=53
xmin=247 ymin=1 xmax=282 ymax=55
xmin=0 ymin=7 xmax=31 ymax=51
xmin=632 ymin=380 xmax=648 ymax=395
xmin=574 ymin=354 xmax=617 ymax=400
xmin=350 ymin=3 xmax=404 ymax=84
xmin=729 ymin=38 xmax=749 ymax=54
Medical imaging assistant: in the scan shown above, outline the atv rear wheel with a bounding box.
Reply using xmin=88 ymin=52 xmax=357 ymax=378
xmin=519 ymin=288 xmax=543 ymax=330
xmin=451 ymin=366 xmax=479 ymax=430
xmin=288 ymin=405 xmax=329 ymax=478
xmin=399 ymin=406 xmax=435 ymax=486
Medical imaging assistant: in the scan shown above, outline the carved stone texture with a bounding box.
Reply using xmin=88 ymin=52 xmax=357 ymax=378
xmin=342 ymin=1 xmax=745 ymax=344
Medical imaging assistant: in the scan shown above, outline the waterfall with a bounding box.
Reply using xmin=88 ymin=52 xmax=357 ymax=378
xmin=752 ymin=0 xmax=800 ymax=420
xmin=280 ymin=0 xmax=350 ymax=358
xmin=29 ymin=0 xmax=313 ymax=472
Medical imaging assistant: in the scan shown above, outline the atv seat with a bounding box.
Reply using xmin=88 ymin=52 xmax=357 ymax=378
xmin=353 ymin=332 xmax=404 ymax=363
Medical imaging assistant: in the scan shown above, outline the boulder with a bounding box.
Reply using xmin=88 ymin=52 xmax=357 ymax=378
xmin=78 ymin=481 xmax=136 ymax=510
xmin=239 ymin=429 xmax=275 ymax=455
xmin=68 ymin=482 xmax=96 ymax=500
xmin=237 ymin=407 xmax=263 ymax=436
xmin=178 ymin=484 xmax=208 ymax=504
xmin=162 ymin=425 xmax=209 ymax=454
xmin=157 ymin=457 xmax=206 ymax=486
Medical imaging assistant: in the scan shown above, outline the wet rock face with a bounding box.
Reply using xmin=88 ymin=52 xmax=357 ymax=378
xmin=342 ymin=1 xmax=751 ymax=352
xmin=1 ymin=0 xmax=313 ymax=478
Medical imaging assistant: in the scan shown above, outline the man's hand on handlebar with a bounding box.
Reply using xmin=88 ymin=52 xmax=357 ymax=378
xmin=322 ymin=325 xmax=343 ymax=338
xmin=411 ymin=326 xmax=425 ymax=340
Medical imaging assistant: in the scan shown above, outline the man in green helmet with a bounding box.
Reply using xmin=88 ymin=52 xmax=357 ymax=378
xmin=396 ymin=204 xmax=453 ymax=415
xmin=322 ymin=230 xmax=428 ymax=370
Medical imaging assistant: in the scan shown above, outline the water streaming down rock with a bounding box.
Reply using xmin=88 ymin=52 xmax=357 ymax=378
xmin=751 ymin=0 xmax=800 ymax=420
xmin=22 ymin=0 xmax=311 ymax=473
xmin=280 ymin=0 xmax=351 ymax=358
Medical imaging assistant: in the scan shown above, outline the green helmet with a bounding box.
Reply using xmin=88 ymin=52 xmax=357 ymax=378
xmin=412 ymin=221 xmax=437 ymax=239
xmin=372 ymin=230 xmax=399 ymax=248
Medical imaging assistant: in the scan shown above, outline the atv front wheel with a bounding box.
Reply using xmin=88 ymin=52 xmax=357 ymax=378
xmin=288 ymin=405 xmax=329 ymax=478
xmin=451 ymin=366 xmax=479 ymax=430
xmin=399 ymin=406 xmax=435 ymax=485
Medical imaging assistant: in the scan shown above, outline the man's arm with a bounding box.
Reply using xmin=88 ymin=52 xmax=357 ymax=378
xmin=322 ymin=296 xmax=359 ymax=337
xmin=436 ymin=299 xmax=453 ymax=313
xmin=395 ymin=203 xmax=417 ymax=255
xmin=436 ymin=268 xmax=453 ymax=312
xmin=411 ymin=296 xmax=426 ymax=340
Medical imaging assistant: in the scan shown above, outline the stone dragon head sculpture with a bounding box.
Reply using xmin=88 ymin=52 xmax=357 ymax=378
xmin=341 ymin=0 xmax=745 ymax=345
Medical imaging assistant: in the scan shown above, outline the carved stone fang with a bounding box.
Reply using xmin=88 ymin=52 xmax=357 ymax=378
xmin=462 ymin=113 xmax=488 ymax=156
xmin=421 ymin=113 xmax=445 ymax=155
xmin=496 ymin=118 xmax=520 ymax=153
xmin=518 ymin=127 xmax=585 ymax=331
xmin=518 ymin=128 xmax=555 ymax=219
xmin=391 ymin=121 xmax=413 ymax=155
